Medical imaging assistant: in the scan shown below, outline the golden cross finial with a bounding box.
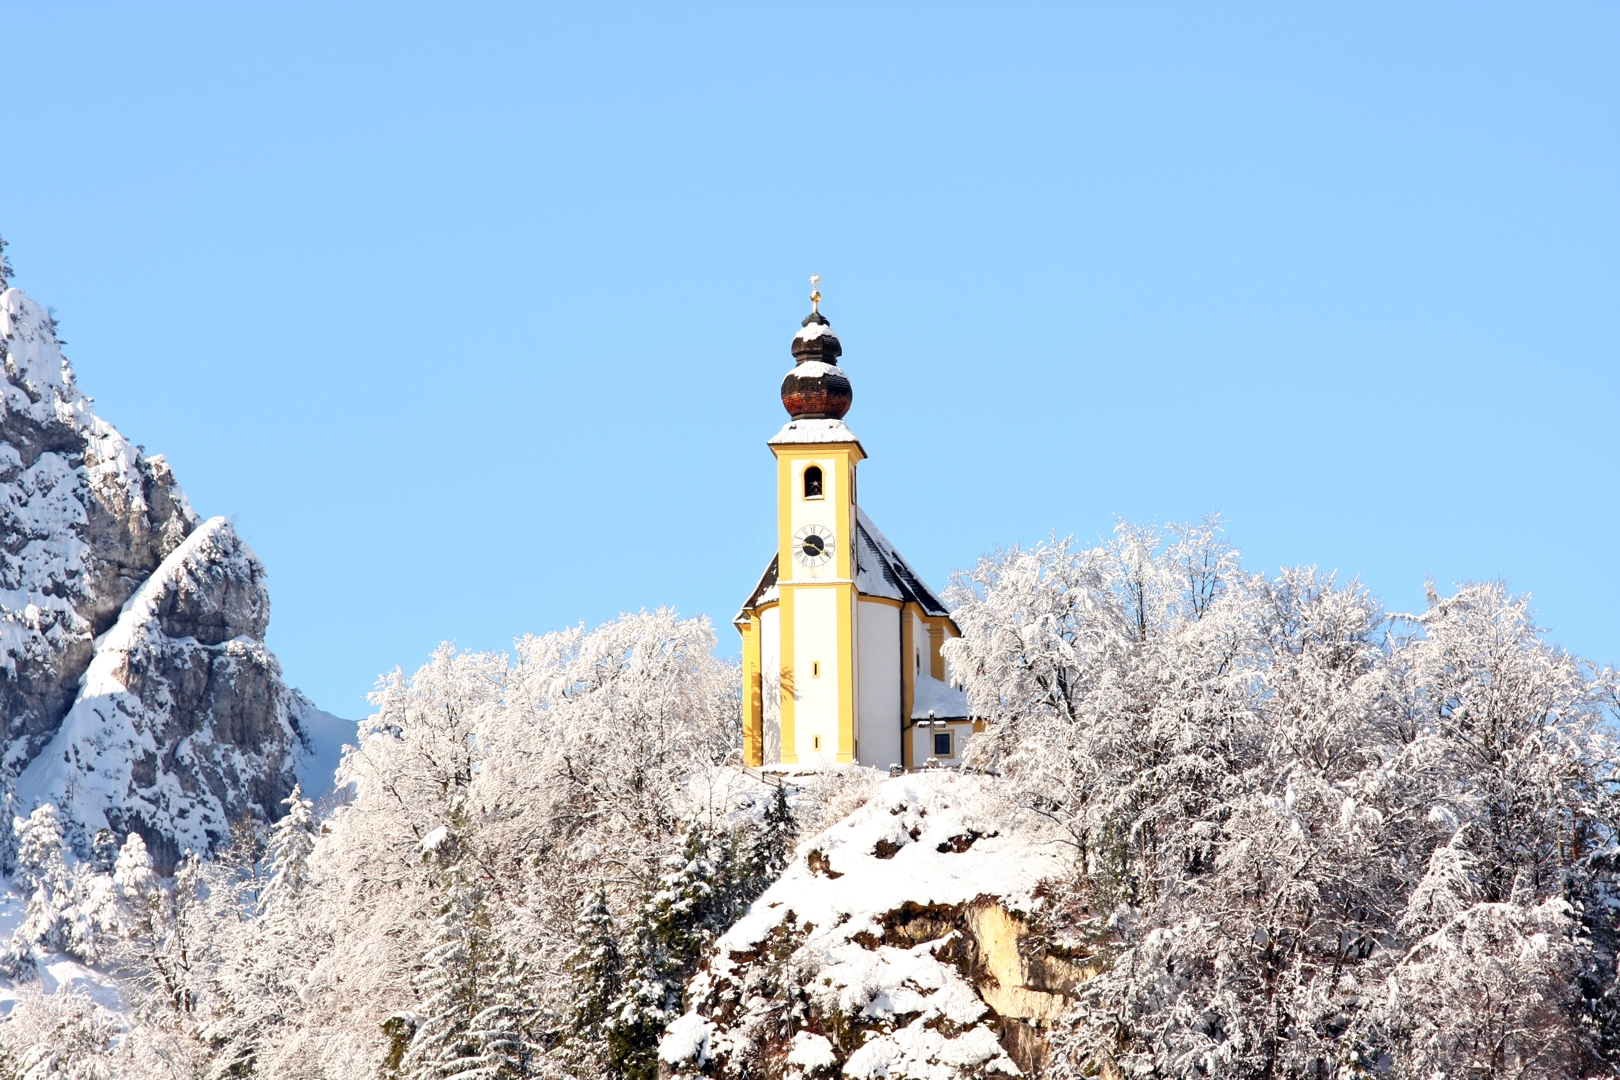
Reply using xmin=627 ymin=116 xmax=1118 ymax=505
xmin=809 ymin=273 xmax=822 ymax=314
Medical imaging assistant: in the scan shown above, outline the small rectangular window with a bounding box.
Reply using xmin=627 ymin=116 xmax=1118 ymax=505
xmin=933 ymin=731 xmax=953 ymax=757
xmin=812 ymin=661 xmax=820 ymax=678
xmin=813 ymin=734 xmax=822 ymax=751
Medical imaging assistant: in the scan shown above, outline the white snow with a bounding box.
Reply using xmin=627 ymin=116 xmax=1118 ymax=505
xmin=14 ymin=517 xmax=291 ymax=854
xmin=661 ymin=1011 xmax=716 ymax=1065
xmin=788 ymin=360 xmax=847 ymax=379
xmin=294 ymin=705 xmax=357 ymax=800
xmin=786 ymin=1031 xmax=838 ymax=1072
xmin=795 ymin=321 xmax=838 ymax=342
xmin=911 ymin=674 xmax=970 ymax=720
xmin=662 ymin=772 xmax=1065 ymax=1079
xmin=853 ymin=508 xmax=949 ymax=616
xmin=769 ymin=418 xmax=862 ymax=446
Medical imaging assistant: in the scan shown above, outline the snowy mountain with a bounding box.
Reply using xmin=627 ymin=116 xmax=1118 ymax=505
xmin=0 ymin=280 xmax=328 ymax=871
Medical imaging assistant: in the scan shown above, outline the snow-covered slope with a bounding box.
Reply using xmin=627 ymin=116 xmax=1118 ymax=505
xmin=0 ymin=280 xmax=320 ymax=869
xmin=661 ymin=772 xmax=1092 ymax=1080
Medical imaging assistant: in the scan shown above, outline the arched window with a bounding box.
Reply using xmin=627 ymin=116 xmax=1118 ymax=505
xmin=803 ymin=465 xmax=823 ymax=499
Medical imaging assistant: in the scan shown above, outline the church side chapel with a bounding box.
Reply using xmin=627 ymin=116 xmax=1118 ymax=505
xmin=736 ymin=279 xmax=975 ymax=771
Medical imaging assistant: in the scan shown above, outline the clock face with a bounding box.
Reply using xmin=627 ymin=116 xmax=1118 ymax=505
xmin=793 ymin=524 xmax=835 ymax=567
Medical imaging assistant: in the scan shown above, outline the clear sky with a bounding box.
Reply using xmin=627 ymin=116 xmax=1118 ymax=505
xmin=2 ymin=4 xmax=1615 ymax=718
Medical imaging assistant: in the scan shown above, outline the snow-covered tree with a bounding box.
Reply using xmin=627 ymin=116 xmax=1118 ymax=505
xmin=567 ymin=886 xmax=624 ymax=1056
xmin=751 ymin=784 xmax=798 ymax=880
xmin=944 ymin=519 xmax=1620 ymax=1079
xmin=259 ymin=782 xmax=315 ymax=914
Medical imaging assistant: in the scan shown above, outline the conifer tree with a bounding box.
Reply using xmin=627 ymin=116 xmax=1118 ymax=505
xmin=568 ymin=885 xmax=624 ymax=1049
xmin=751 ymin=783 xmax=798 ymax=880
xmin=259 ymin=782 xmax=315 ymax=914
xmin=403 ymin=808 xmax=531 ymax=1080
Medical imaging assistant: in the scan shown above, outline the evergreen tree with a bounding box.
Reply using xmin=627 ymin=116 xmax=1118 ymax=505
xmin=403 ymin=809 xmax=531 ymax=1080
xmin=567 ymin=885 xmax=624 ymax=1048
xmin=751 ymin=783 xmax=799 ymax=881
xmin=14 ymin=805 xmax=71 ymax=953
xmin=259 ymin=782 xmax=316 ymax=914
xmin=608 ymin=823 xmax=768 ymax=1080
xmin=14 ymin=805 xmax=67 ymax=894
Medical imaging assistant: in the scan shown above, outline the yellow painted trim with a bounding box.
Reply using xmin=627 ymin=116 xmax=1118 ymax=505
xmin=740 ymin=616 xmax=764 ymax=768
xmin=837 ymin=580 xmax=855 ymax=762
xmin=855 ymin=593 xmax=903 ymax=608
xmin=779 ymin=585 xmax=797 ymax=763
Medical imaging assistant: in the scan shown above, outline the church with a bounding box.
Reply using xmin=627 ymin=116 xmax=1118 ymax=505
xmin=736 ymin=282 xmax=975 ymax=771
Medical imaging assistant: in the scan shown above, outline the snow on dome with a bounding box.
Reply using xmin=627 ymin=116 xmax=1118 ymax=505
xmin=789 ymin=359 xmax=846 ymax=379
xmin=768 ymin=418 xmax=861 ymax=445
xmin=794 ymin=320 xmax=836 ymax=342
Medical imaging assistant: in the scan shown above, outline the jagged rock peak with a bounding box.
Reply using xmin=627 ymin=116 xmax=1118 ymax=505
xmin=1 ymin=278 xmax=308 ymax=870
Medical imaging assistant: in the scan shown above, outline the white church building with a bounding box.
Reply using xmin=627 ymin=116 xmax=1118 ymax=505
xmin=735 ymin=284 xmax=974 ymax=771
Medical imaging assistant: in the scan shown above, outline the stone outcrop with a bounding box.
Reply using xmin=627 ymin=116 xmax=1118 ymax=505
xmin=660 ymin=773 xmax=1102 ymax=1080
xmin=1 ymin=282 xmax=308 ymax=870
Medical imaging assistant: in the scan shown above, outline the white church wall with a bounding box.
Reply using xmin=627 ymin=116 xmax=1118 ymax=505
xmin=911 ymin=721 xmax=973 ymax=766
xmin=856 ymin=599 xmax=901 ymax=770
xmin=792 ymin=586 xmax=840 ymax=764
xmin=760 ymin=605 xmax=782 ymax=763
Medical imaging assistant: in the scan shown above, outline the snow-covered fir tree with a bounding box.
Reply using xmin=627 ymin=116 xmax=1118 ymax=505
xmin=566 ymin=885 xmax=624 ymax=1071
xmin=259 ymin=783 xmax=315 ymax=915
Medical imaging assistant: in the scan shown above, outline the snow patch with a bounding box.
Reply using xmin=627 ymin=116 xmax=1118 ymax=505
xmin=294 ymin=705 xmax=357 ymax=800
xmin=769 ymin=419 xmax=861 ymax=446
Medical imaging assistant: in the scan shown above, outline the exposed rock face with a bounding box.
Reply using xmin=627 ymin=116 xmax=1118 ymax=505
xmin=661 ymin=773 xmax=1098 ymax=1080
xmin=1 ymin=283 xmax=307 ymax=870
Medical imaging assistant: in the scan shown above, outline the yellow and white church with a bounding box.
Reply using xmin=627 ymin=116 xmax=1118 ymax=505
xmin=736 ymin=283 xmax=975 ymax=771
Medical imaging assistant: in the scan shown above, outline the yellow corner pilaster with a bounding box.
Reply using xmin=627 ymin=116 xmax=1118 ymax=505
xmin=837 ymin=581 xmax=855 ymax=762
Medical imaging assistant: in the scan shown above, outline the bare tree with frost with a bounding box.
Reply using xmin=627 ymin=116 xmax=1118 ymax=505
xmin=944 ymin=519 xmax=1620 ymax=1079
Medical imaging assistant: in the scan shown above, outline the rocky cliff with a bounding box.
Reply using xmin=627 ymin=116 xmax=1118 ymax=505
xmin=1 ymin=278 xmax=309 ymax=871
xmin=660 ymin=772 xmax=1100 ymax=1080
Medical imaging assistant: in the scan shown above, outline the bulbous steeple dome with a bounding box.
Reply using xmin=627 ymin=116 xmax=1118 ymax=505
xmin=781 ymin=310 xmax=853 ymax=420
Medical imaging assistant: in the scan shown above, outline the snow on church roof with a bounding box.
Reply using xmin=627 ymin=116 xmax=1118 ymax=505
xmin=735 ymin=555 xmax=779 ymax=625
xmin=912 ymin=671 xmax=971 ymax=720
xmin=854 ymin=507 xmax=950 ymax=617
xmin=734 ymin=511 xmax=950 ymax=624
xmin=767 ymin=417 xmax=862 ymax=446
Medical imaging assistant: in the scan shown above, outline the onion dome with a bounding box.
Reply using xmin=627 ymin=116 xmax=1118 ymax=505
xmin=782 ymin=311 xmax=853 ymax=420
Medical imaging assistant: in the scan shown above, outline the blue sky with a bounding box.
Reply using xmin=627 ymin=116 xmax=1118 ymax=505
xmin=2 ymin=4 xmax=1615 ymax=718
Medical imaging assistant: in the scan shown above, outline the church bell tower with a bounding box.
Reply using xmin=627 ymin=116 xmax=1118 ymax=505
xmin=736 ymin=279 xmax=972 ymax=771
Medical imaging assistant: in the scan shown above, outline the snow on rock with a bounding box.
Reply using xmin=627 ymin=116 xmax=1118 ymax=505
xmin=1 ymin=281 xmax=319 ymax=870
xmin=293 ymin=705 xmax=357 ymax=803
xmin=15 ymin=517 xmax=307 ymax=870
xmin=1 ymin=286 xmax=197 ymax=773
xmin=661 ymin=771 xmax=1088 ymax=1080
